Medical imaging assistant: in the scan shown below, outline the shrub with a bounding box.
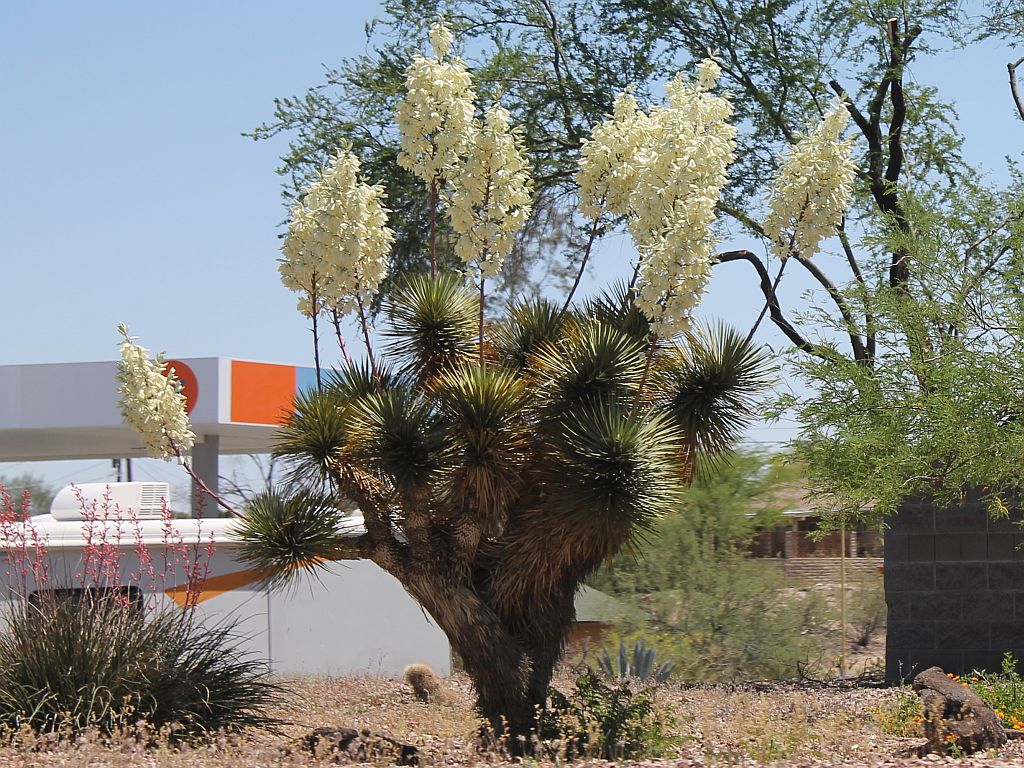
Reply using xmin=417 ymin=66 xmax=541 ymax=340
xmin=603 ymin=559 xmax=830 ymax=682
xmin=542 ymin=669 xmax=675 ymax=760
xmin=0 ymin=483 xmax=283 ymax=739
xmin=588 ymin=450 xmax=832 ymax=681
xmin=875 ymin=688 xmax=924 ymax=737
xmin=956 ymin=653 xmax=1024 ymax=731
xmin=848 ymin=571 xmax=886 ymax=648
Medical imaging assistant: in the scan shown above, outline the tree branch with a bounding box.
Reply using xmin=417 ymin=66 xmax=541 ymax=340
xmin=1009 ymin=56 xmax=1024 ymax=122
xmin=792 ymin=254 xmax=868 ymax=363
xmin=837 ymin=222 xmax=875 ymax=361
xmin=716 ymin=201 xmax=766 ymax=237
xmin=714 ymin=250 xmax=824 ymax=356
xmin=537 ymin=0 xmax=582 ymax=144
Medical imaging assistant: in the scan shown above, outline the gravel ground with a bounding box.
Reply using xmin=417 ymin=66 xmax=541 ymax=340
xmin=1 ymin=674 xmax=1023 ymax=767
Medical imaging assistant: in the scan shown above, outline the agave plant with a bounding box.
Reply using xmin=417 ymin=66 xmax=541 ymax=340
xmin=236 ymin=275 xmax=769 ymax=740
xmin=597 ymin=639 xmax=674 ymax=684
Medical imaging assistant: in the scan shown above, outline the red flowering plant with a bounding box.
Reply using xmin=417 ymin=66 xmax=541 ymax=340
xmin=0 ymin=482 xmax=280 ymax=739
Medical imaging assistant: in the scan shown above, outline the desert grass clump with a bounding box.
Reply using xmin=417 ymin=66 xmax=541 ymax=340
xmin=404 ymin=663 xmax=442 ymax=702
xmin=0 ymin=591 xmax=283 ymax=740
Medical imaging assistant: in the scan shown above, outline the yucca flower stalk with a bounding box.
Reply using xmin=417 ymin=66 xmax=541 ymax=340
xmin=116 ymin=325 xmax=238 ymax=516
xmin=764 ymin=98 xmax=857 ymax=261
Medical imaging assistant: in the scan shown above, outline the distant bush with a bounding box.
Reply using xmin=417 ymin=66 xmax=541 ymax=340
xmin=589 ymin=449 xmax=831 ymax=681
xmin=849 ymin=571 xmax=886 ymax=648
xmin=0 ymin=483 xmax=282 ymax=740
xmin=608 ymin=559 xmax=829 ymax=682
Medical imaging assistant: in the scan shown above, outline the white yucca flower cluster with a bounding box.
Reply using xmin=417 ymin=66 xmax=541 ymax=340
xmin=577 ymin=59 xmax=736 ymax=335
xmin=116 ymin=323 xmax=195 ymax=461
xmin=397 ymin=22 xmax=532 ymax=279
xmin=449 ymin=105 xmax=533 ymax=278
xmin=763 ymin=99 xmax=857 ymax=260
xmin=396 ymin=23 xmax=477 ymax=186
xmin=576 ymin=89 xmax=651 ymax=220
xmin=281 ymin=150 xmax=395 ymax=318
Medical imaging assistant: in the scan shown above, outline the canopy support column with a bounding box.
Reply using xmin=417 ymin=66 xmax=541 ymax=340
xmin=191 ymin=434 xmax=220 ymax=517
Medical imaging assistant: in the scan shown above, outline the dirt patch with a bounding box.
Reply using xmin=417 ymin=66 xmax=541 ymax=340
xmin=3 ymin=674 xmax=1024 ymax=766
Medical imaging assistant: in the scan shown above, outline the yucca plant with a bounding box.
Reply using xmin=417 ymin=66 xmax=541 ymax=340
xmin=236 ymin=278 xmax=769 ymax=741
xmin=135 ymin=33 xmax=776 ymax=749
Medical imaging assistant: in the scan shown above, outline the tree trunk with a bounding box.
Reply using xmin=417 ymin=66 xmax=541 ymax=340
xmin=400 ymin=568 xmax=578 ymax=750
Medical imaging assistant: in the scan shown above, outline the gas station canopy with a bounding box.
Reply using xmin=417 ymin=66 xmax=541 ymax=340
xmin=0 ymin=358 xmax=317 ymax=461
xmin=0 ymin=358 xmax=318 ymax=510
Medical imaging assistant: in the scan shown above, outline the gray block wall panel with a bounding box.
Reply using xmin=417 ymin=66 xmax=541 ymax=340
xmin=885 ymin=496 xmax=1024 ymax=683
xmin=961 ymin=533 xmax=988 ymax=560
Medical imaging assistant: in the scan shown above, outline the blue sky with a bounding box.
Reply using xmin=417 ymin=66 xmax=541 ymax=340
xmin=1 ymin=3 xmax=1021 ymax=494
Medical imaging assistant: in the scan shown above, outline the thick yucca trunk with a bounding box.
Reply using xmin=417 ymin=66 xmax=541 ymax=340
xmin=403 ymin=567 xmax=579 ymax=743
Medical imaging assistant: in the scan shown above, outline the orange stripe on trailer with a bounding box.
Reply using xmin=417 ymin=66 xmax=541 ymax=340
xmin=164 ymin=567 xmax=270 ymax=607
xmin=230 ymin=360 xmax=296 ymax=424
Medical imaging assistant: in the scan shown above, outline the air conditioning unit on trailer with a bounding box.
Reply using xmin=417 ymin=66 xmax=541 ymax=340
xmin=49 ymin=482 xmax=171 ymax=521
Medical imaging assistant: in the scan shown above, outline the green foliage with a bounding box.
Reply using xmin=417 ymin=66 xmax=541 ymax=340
xmin=963 ymin=653 xmax=1024 ymax=730
xmin=491 ymin=298 xmax=567 ymax=371
xmin=273 ymin=385 xmax=354 ymax=489
xmin=0 ymin=475 xmax=55 ymax=517
xmin=875 ymin=689 xmax=924 ymax=737
xmin=597 ymin=639 xmax=674 ymax=684
xmin=543 ymin=669 xmax=675 ymax=760
xmin=0 ymin=593 xmax=281 ymax=739
xmin=660 ymin=325 xmax=774 ymax=460
xmin=433 ymin=365 xmax=530 ymax=513
xmin=530 ymin=322 xmax=647 ymax=417
xmin=235 ymin=489 xmax=358 ymax=585
xmin=590 ymin=450 xmax=830 ymax=681
xmin=584 ymin=283 xmax=652 ymax=343
xmin=785 ymin=184 xmax=1024 ymax=520
xmin=384 ymin=274 xmax=478 ymax=382
xmin=590 ymin=449 xmax=797 ymax=594
xmin=549 ymin=404 xmax=683 ymax=549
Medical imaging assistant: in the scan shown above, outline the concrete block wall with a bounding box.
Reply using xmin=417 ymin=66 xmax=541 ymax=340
xmin=885 ymin=493 xmax=1024 ymax=683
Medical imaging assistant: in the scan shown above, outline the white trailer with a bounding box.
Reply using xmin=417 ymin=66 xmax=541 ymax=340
xmin=0 ymin=482 xmax=451 ymax=677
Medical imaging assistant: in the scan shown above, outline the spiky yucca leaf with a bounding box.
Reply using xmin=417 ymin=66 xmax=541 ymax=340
xmin=274 ymin=386 xmax=351 ymax=488
xmin=546 ymin=403 xmax=683 ymax=559
xmin=584 ymin=282 xmax=651 ymax=342
xmin=662 ymin=323 xmax=773 ymax=457
xmin=348 ymin=385 xmax=446 ymax=497
xmin=531 ymin=322 xmax=647 ymax=418
xmin=491 ymin=298 xmax=568 ymax=371
xmin=384 ymin=273 xmax=477 ymax=382
xmin=434 ymin=365 xmax=531 ymax=515
xmin=324 ymin=359 xmax=400 ymax=400
xmin=235 ymin=489 xmax=358 ymax=587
